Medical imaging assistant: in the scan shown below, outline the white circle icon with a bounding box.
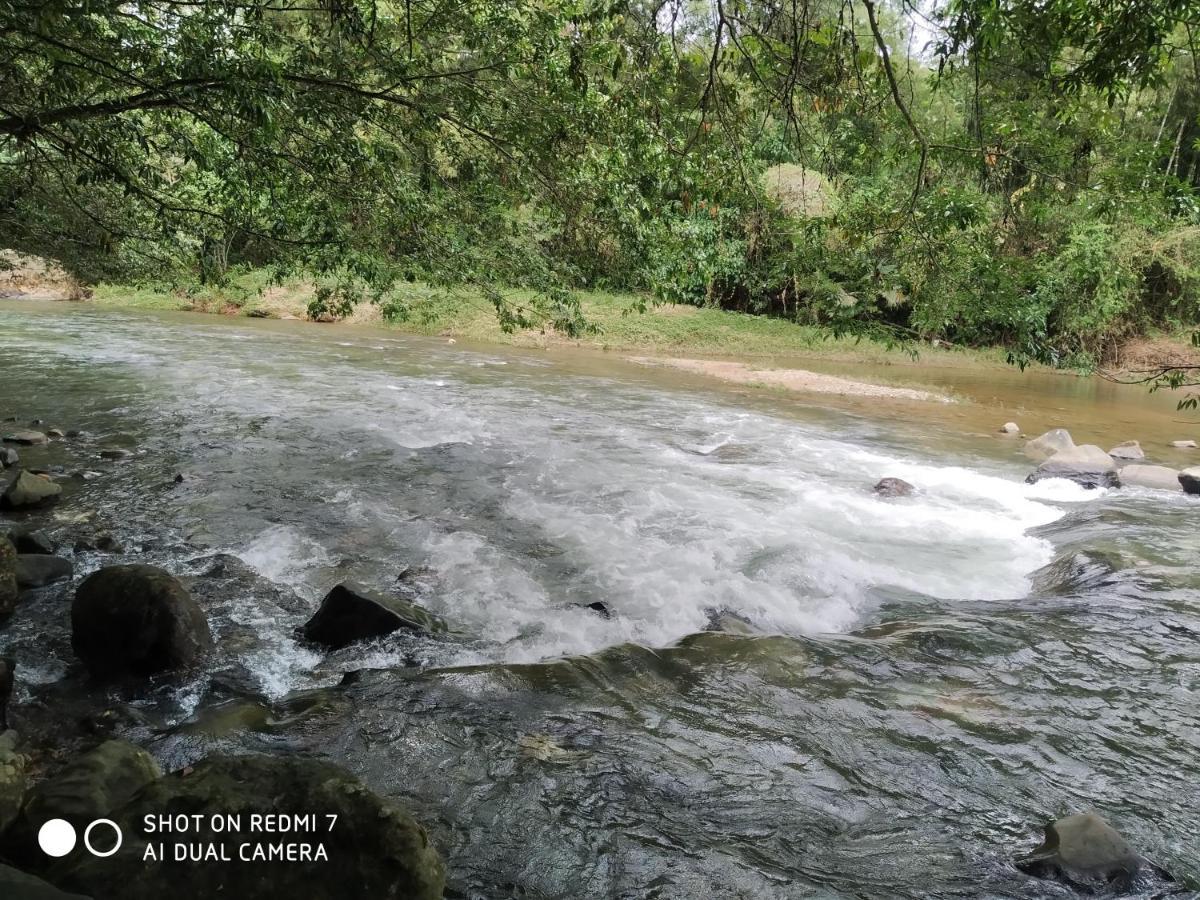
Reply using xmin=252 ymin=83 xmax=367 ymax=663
xmin=84 ymin=819 xmax=122 ymax=857
xmin=38 ymin=818 xmax=77 ymax=857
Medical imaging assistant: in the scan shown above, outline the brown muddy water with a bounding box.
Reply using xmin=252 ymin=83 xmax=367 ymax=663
xmin=1 ymin=300 xmax=1199 ymax=898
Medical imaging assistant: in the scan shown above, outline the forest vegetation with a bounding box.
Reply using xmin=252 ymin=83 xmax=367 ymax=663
xmin=2 ymin=0 xmax=1200 ymax=379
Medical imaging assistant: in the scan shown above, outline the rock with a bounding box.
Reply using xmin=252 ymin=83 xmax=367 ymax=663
xmin=0 ymin=658 xmax=13 ymax=730
xmin=46 ymin=428 xmax=64 ymax=439
xmin=0 ymin=539 xmax=16 ymax=621
xmin=65 ymin=430 xmax=82 ymax=438
xmin=1 ymin=470 xmax=62 ymax=509
xmin=0 ymin=447 xmax=17 ymax=468
xmin=999 ymin=422 xmax=1020 ymax=434
xmin=1016 ymin=812 xmax=1141 ymax=889
xmin=1179 ymin=467 xmax=1200 ymax=495
xmin=1108 ymin=440 xmax=1144 ymax=460
xmin=873 ymin=477 xmax=914 ymax=498
xmin=302 ymin=582 xmax=447 ymax=649
xmin=6 ymin=528 xmax=55 ymax=555
xmin=1172 ymin=440 xmax=1197 ymax=449
xmin=1026 ymin=444 xmax=1117 ymax=489
xmin=173 ymin=473 xmax=184 ymax=484
xmin=1118 ymin=464 xmax=1183 ymax=492
xmin=74 ymin=533 xmax=124 ymax=555
xmin=585 ymin=601 xmax=611 ymax=619
xmin=1023 ymin=428 xmax=1075 ymax=462
xmin=49 ymin=754 xmax=446 ymax=900
xmin=15 ymin=555 xmax=73 ymax=588
xmin=72 ymin=565 xmax=213 ymax=677
xmin=4 ymin=740 xmax=160 ymax=867
xmin=97 ymin=448 xmax=131 ymax=460
xmin=0 ymin=729 xmax=27 ymax=836
xmin=0 ymin=864 xmax=88 ymax=900
xmin=1 ymin=431 xmax=47 ymax=446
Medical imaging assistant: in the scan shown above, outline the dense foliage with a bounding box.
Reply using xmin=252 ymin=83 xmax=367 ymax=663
xmin=2 ymin=0 xmax=1199 ymax=365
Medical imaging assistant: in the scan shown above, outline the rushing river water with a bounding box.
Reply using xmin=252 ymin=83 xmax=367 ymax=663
xmin=2 ymin=302 xmax=1199 ymax=897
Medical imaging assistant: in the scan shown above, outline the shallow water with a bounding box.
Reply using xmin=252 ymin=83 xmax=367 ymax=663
xmin=1 ymin=302 xmax=1199 ymax=897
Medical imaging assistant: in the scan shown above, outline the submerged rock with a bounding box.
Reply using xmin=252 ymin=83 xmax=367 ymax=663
xmin=14 ymin=554 xmax=73 ymax=588
xmin=0 ymin=539 xmax=17 ymax=621
xmin=4 ymin=740 xmax=160 ymax=867
xmin=999 ymin=422 xmax=1020 ymax=434
xmin=97 ymin=448 xmax=132 ymax=460
xmin=584 ymin=600 xmax=612 ymax=619
xmin=1 ymin=470 xmax=62 ymax=509
xmin=1 ymin=430 xmax=47 ymax=446
xmin=873 ymin=477 xmax=914 ymax=498
xmin=1023 ymin=428 xmax=1075 ymax=462
xmin=1118 ymin=464 xmax=1183 ymax=492
xmin=1108 ymin=440 xmax=1144 ymax=460
xmin=48 ymin=754 xmax=446 ymax=900
xmin=1179 ymin=467 xmax=1200 ymax=495
xmin=1016 ymin=812 xmax=1142 ymax=890
xmin=1026 ymin=445 xmax=1117 ymax=489
xmin=302 ymin=582 xmax=447 ymax=649
xmin=72 ymin=565 xmax=213 ymax=677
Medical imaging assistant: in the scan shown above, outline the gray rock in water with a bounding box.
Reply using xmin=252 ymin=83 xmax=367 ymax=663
xmin=1016 ymin=812 xmax=1141 ymax=889
xmin=15 ymin=554 xmax=73 ymax=588
xmin=873 ymin=477 xmax=914 ymax=498
xmin=72 ymin=564 xmax=213 ymax=677
xmin=1118 ymin=464 xmax=1183 ymax=492
xmin=1026 ymin=444 xmax=1117 ymax=489
xmin=1023 ymin=428 xmax=1075 ymax=462
xmin=98 ymin=448 xmax=132 ymax=460
xmin=1108 ymin=440 xmax=1144 ymax=460
xmin=48 ymin=754 xmax=445 ymax=900
xmin=1179 ymin=467 xmax=1200 ymax=495
xmin=46 ymin=428 xmax=64 ymax=438
xmin=1 ymin=430 xmax=47 ymax=446
xmin=0 ymin=470 xmax=62 ymax=509
xmin=0 ymin=863 xmax=88 ymax=900
xmin=302 ymin=582 xmax=447 ymax=649
xmin=0 ymin=447 xmax=17 ymax=468
xmin=0 ymin=539 xmax=16 ymax=621
xmin=6 ymin=528 xmax=55 ymax=555
xmin=999 ymin=422 xmax=1020 ymax=434
xmin=1172 ymin=439 xmax=1197 ymax=449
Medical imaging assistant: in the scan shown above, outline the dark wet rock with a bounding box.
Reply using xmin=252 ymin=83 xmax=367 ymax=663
xmin=705 ymin=609 xmax=762 ymax=635
xmin=15 ymin=554 xmax=73 ymax=588
xmin=1179 ymin=467 xmax=1200 ymax=495
xmin=302 ymin=582 xmax=447 ymax=649
xmin=0 ymin=447 xmax=17 ymax=468
xmin=3 ymin=739 xmax=160 ymax=868
xmin=1 ymin=470 xmax=62 ymax=509
xmin=1118 ymin=464 xmax=1183 ymax=492
xmin=0 ymin=659 xmax=13 ymax=731
xmin=6 ymin=528 xmax=56 ymax=555
xmin=1016 ymin=812 xmax=1143 ymax=890
xmin=1 ymin=430 xmax=47 ymax=446
xmin=97 ymin=448 xmax=132 ymax=460
xmin=72 ymin=565 xmax=213 ymax=677
xmin=584 ymin=601 xmax=611 ymax=619
xmin=1026 ymin=444 xmax=1118 ymax=489
xmin=1029 ymin=549 xmax=1125 ymax=596
xmin=173 ymin=473 xmax=184 ymax=484
xmin=28 ymin=419 xmax=42 ymax=426
xmin=0 ymin=729 xmax=27 ymax=836
xmin=65 ymin=430 xmax=82 ymax=438
xmin=1108 ymin=440 xmax=1144 ymax=460
xmin=0 ymin=863 xmax=88 ymax=900
xmin=873 ymin=477 xmax=914 ymax=497
xmin=0 ymin=539 xmax=16 ymax=621
xmin=46 ymin=428 xmax=64 ymax=439
xmin=48 ymin=754 xmax=446 ymax=900
xmin=1023 ymin=428 xmax=1075 ymax=462
xmin=74 ymin=533 xmax=124 ymax=555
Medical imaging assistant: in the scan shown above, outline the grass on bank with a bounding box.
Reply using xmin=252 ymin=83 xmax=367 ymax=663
xmin=91 ymin=270 xmax=1023 ymax=368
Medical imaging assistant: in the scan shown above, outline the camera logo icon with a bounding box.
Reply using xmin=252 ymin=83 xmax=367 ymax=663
xmin=38 ymin=818 xmax=123 ymax=858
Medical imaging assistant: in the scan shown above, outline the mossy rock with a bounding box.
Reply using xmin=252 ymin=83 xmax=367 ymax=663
xmin=0 ymin=537 xmax=17 ymax=620
xmin=50 ymin=754 xmax=445 ymax=900
xmin=0 ymin=730 xmax=28 ymax=838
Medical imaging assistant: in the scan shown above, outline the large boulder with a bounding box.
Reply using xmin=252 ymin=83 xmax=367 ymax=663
xmin=0 ymin=730 xmax=27 ymax=836
xmin=1023 ymin=428 xmax=1075 ymax=462
xmin=1180 ymin=467 xmax=1200 ymax=495
xmin=0 ymin=538 xmax=16 ymax=620
xmin=1118 ymin=464 xmax=1183 ymax=492
xmin=3 ymin=740 xmax=159 ymax=867
xmin=1026 ymin=444 xmax=1117 ymax=489
xmin=302 ymin=582 xmax=447 ymax=649
xmin=1016 ymin=812 xmax=1141 ymax=889
xmin=15 ymin=555 xmax=73 ymax=588
xmin=1 ymin=470 xmax=62 ymax=509
xmin=72 ymin=565 xmax=213 ymax=677
xmin=1108 ymin=440 xmax=1144 ymax=460
xmin=49 ymin=754 xmax=445 ymax=900
xmin=6 ymin=528 xmax=56 ymax=555
xmin=872 ymin=477 xmax=914 ymax=498
xmin=1 ymin=431 xmax=47 ymax=446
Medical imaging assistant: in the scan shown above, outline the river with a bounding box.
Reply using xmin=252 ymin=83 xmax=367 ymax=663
xmin=1 ymin=301 xmax=1198 ymax=897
